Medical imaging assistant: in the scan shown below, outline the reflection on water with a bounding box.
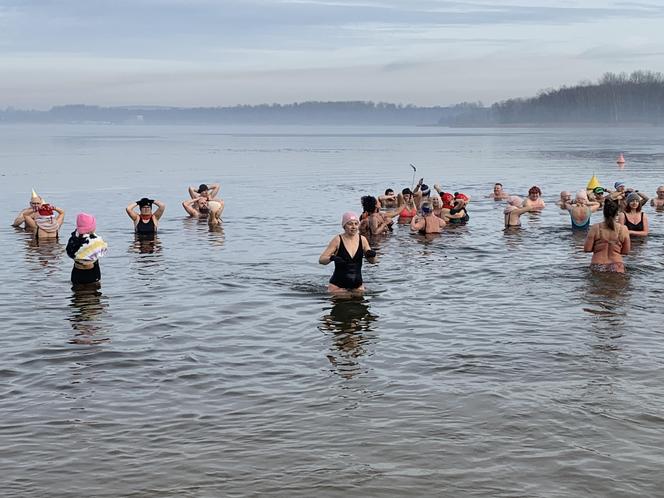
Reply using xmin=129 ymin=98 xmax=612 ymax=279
xmin=319 ymin=298 xmax=377 ymax=379
xmin=130 ymin=234 xmax=162 ymax=254
xmin=208 ymin=224 xmax=225 ymax=247
xmin=581 ymin=269 xmax=630 ymax=328
xmin=503 ymin=226 xmax=525 ymax=248
xmin=23 ymin=233 xmax=64 ymax=275
xmin=67 ymin=283 xmax=110 ymax=345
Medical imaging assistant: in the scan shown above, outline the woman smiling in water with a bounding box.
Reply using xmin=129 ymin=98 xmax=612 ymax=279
xmin=319 ymin=212 xmax=377 ymax=296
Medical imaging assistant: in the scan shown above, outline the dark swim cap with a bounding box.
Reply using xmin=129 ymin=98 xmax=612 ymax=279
xmin=137 ymin=197 xmax=154 ymax=207
xmin=197 ymin=184 xmax=209 ymax=193
xmin=402 ymin=188 xmax=413 ymax=195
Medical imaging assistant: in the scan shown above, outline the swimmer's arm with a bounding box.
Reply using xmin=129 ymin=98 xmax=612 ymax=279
xmin=410 ymin=216 xmax=424 ymax=232
xmin=361 ymin=236 xmax=376 ymax=263
xmin=319 ymin=237 xmax=340 ymax=265
xmin=617 ymin=213 xmax=626 ymax=226
xmin=182 ymin=199 xmax=200 ymax=217
xmin=609 ymin=191 xmax=623 ymax=201
xmin=125 ymin=202 xmax=139 ymax=221
xmin=12 ymin=209 xmax=30 ymax=227
xmin=583 ymin=226 xmax=597 ymax=252
xmin=513 ymin=206 xmax=533 ymax=216
xmin=54 ymin=206 xmax=65 ymax=225
xmin=207 ymin=183 xmax=221 ymax=198
xmin=434 ymin=184 xmax=443 ymax=194
xmin=413 ymin=178 xmax=423 ymax=194
xmin=447 ymin=207 xmax=465 ymax=218
xmin=621 ymin=227 xmax=631 ymax=254
xmin=637 ymin=191 xmax=649 ymax=206
xmin=588 ymin=202 xmax=601 ymax=212
xmin=188 ymin=186 xmax=201 ymax=199
xmin=153 ymin=200 xmax=166 ymax=220
xmin=650 ymin=198 xmax=655 ymax=207
xmin=23 ymin=214 xmax=37 ymax=230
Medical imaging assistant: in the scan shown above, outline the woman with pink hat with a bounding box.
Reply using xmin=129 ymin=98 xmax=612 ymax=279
xmin=319 ymin=212 xmax=377 ymax=296
xmin=66 ymin=213 xmax=108 ymax=285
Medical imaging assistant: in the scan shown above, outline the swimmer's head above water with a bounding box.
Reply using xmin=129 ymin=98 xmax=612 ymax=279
xmin=575 ymin=190 xmax=588 ymax=204
xmin=342 ymin=211 xmax=359 ymax=227
xmin=361 ymin=196 xmax=378 ymax=214
xmin=76 ymin=213 xmax=96 ymax=235
xmin=30 ymin=189 xmax=43 ymax=211
xmin=504 ymin=196 xmax=523 ymax=213
xmin=137 ymin=197 xmax=154 ymax=215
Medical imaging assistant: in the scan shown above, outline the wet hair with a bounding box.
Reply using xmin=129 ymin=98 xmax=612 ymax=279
xmin=528 ymin=186 xmax=542 ymax=195
xmin=197 ymin=184 xmax=208 ymax=194
xmin=603 ymin=199 xmax=619 ymax=230
xmin=384 ymin=188 xmax=394 ymax=196
xmin=494 ymin=183 xmax=503 ymax=188
xmin=361 ymin=195 xmax=378 ymax=214
xmin=402 ymin=188 xmax=412 ymax=196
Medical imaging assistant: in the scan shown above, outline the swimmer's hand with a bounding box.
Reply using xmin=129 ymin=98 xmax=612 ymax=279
xmin=365 ymin=249 xmax=377 ymax=259
xmin=329 ymin=254 xmax=343 ymax=264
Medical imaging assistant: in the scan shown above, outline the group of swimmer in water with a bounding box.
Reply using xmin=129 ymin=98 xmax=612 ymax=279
xmin=12 ymin=177 xmax=664 ymax=293
xmin=320 ymin=178 xmax=664 ymax=296
xmin=11 ymin=183 xmax=224 ymax=285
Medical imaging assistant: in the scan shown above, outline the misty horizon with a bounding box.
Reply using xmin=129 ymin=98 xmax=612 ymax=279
xmin=3 ymin=1 xmax=664 ymax=109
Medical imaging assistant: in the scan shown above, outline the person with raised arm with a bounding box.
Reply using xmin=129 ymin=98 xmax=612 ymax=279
xmin=126 ymin=197 xmax=165 ymax=235
xmin=504 ymin=196 xmax=536 ymax=227
xmin=618 ymin=192 xmax=649 ymax=238
xmin=410 ymin=201 xmax=446 ymax=234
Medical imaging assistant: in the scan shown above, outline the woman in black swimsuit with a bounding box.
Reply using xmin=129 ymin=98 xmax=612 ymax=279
xmin=126 ymin=198 xmax=166 ymax=235
xmin=319 ymin=212 xmax=377 ymax=296
xmin=618 ymin=192 xmax=649 ymax=238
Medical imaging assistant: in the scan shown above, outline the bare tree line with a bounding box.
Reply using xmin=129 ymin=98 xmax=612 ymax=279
xmin=453 ymin=70 xmax=664 ymax=126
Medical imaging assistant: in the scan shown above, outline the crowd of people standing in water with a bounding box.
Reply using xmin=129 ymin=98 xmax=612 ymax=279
xmin=11 ymin=183 xmax=224 ymax=285
xmin=11 ymin=176 xmax=664 ymax=295
xmin=319 ymin=177 xmax=664 ymax=296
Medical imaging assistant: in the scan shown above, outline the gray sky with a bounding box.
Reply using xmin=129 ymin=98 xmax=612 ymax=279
xmin=2 ymin=0 xmax=664 ymax=109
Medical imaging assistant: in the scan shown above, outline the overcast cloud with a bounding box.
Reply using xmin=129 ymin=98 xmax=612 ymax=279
xmin=2 ymin=0 xmax=664 ymax=108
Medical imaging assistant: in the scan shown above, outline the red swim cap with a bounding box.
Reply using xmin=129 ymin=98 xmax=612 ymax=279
xmin=38 ymin=204 xmax=54 ymax=216
xmin=454 ymin=193 xmax=469 ymax=202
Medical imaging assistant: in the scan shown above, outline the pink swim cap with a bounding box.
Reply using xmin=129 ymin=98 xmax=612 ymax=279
xmin=341 ymin=211 xmax=359 ymax=227
xmin=76 ymin=212 xmax=96 ymax=234
xmin=508 ymin=195 xmax=522 ymax=207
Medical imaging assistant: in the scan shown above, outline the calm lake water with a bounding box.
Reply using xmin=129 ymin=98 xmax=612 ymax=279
xmin=2 ymin=124 xmax=664 ymax=497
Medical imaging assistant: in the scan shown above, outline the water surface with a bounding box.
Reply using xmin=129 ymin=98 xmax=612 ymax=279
xmin=2 ymin=124 xmax=664 ymax=497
